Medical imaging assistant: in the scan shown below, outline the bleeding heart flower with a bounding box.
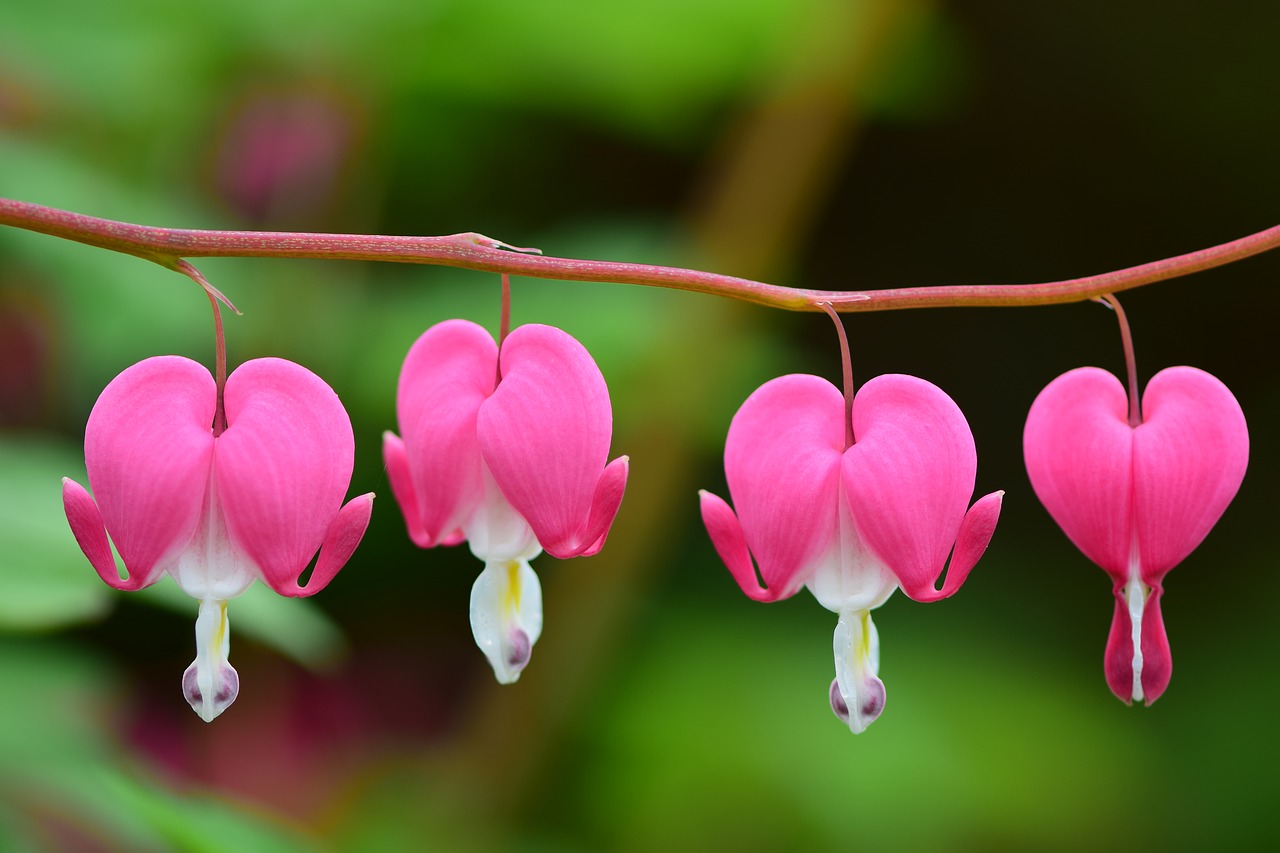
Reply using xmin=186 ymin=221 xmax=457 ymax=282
xmin=700 ymin=373 xmax=1003 ymax=733
xmin=62 ymin=356 xmax=374 ymax=722
xmin=1024 ymin=365 xmax=1248 ymax=704
xmin=384 ymin=319 xmax=628 ymax=683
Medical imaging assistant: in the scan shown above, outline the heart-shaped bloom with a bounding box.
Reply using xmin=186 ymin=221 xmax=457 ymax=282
xmin=62 ymin=356 xmax=374 ymax=722
xmin=700 ymin=373 xmax=1003 ymax=733
xmin=1024 ymin=366 xmax=1248 ymax=704
xmin=384 ymin=319 xmax=628 ymax=683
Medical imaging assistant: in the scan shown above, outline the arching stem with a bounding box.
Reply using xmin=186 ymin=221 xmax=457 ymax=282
xmin=175 ymin=260 xmax=230 ymax=435
xmin=1099 ymin=293 xmax=1142 ymax=426
xmin=819 ymin=302 xmax=855 ymax=448
xmin=495 ymin=273 xmax=512 ymax=387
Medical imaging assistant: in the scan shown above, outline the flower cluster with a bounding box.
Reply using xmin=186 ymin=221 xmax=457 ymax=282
xmin=61 ymin=290 xmax=1248 ymax=731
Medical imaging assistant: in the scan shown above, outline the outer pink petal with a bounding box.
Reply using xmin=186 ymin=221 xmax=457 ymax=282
xmin=843 ymin=374 xmax=985 ymax=601
xmin=80 ymin=356 xmax=216 ymax=589
xmin=395 ymin=319 xmax=496 ymax=546
xmin=1132 ymin=366 xmax=1248 ymax=582
xmin=478 ymin=324 xmax=624 ymax=559
xmin=716 ymin=374 xmax=844 ymax=600
xmin=216 ymin=358 xmax=356 ymax=595
xmin=1023 ymin=367 xmax=1134 ymax=579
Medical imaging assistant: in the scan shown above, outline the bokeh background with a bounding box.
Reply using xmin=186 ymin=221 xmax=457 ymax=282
xmin=3 ymin=1 xmax=1278 ymax=849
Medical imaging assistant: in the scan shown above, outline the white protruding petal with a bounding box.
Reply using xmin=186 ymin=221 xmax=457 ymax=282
xmin=464 ymin=464 xmax=542 ymax=564
xmin=470 ymin=559 xmax=544 ymax=684
xmin=807 ymin=487 xmax=897 ymax=614
xmin=182 ymin=597 xmax=239 ymax=722
xmin=831 ymin=607 xmax=885 ymax=734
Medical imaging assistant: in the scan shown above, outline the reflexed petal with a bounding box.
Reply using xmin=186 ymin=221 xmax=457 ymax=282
xmin=469 ymin=559 xmax=543 ymax=684
xmin=1023 ymin=367 xmax=1134 ymax=579
xmin=1132 ymin=367 xmax=1248 ymax=582
xmin=478 ymin=324 xmax=622 ymax=558
xmin=270 ymin=493 xmax=375 ymax=597
xmin=383 ymin=431 xmax=435 ymax=549
xmin=699 ymin=489 xmax=778 ymax=602
xmin=82 ymin=356 xmax=215 ymax=587
xmin=573 ymin=455 xmax=629 ymax=558
xmin=717 ymin=374 xmax=844 ymax=599
xmin=843 ymin=374 xmax=983 ymax=600
xmin=216 ymin=358 xmax=356 ymax=593
xmin=395 ymin=320 xmax=496 ymax=545
xmin=62 ymin=478 xmax=137 ymax=589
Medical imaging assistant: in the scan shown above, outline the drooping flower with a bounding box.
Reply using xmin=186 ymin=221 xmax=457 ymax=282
xmin=1024 ymin=366 xmax=1248 ymax=704
xmin=383 ymin=319 xmax=628 ymax=683
xmin=62 ymin=356 xmax=374 ymax=722
xmin=700 ymin=373 xmax=1003 ymax=733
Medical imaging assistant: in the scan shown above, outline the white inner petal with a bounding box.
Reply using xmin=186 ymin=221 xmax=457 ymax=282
xmin=169 ymin=459 xmax=257 ymax=601
xmin=464 ymin=463 xmax=542 ymax=564
xmin=806 ymin=484 xmax=897 ymax=613
xmin=1125 ymin=531 xmax=1149 ymax=703
xmin=832 ymin=607 xmax=885 ymax=734
xmin=182 ymin=596 xmax=239 ymax=722
xmin=470 ymin=558 xmax=544 ymax=684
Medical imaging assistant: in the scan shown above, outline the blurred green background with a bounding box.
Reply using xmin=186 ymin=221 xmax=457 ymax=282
xmin=2 ymin=1 xmax=1278 ymax=850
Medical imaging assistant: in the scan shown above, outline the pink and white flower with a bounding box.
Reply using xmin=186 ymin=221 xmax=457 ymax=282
xmin=384 ymin=319 xmax=628 ymax=683
xmin=1024 ymin=366 xmax=1248 ymax=704
xmin=63 ymin=356 xmax=374 ymax=721
xmin=700 ymin=373 xmax=1003 ymax=732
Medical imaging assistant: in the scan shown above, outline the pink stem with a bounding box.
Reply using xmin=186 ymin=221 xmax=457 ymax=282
xmin=175 ymin=260 xmax=229 ymax=434
xmin=3 ymin=197 xmax=1278 ymax=313
xmin=1100 ymin=293 xmax=1142 ymax=426
xmin=818 ymin=302 xmax=855 ymax=448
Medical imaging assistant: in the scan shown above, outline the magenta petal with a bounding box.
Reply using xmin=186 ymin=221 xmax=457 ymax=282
xmin=1104 ymin=595 xmax=1135 ymax=704
xmin=62 ymin=478 xmax=137 ymax=589
xmin=699 ymin=489 xmax=779 ymax=602
xmin=1139 ymin=588 xmax=1172 ymax=703
xmin=215 ymin=358 xmax=356 ymax=594
xmin=1023 ymin=367 xmax=1134 ymax=579
xmin=717 ymin=374 xmax=844 ymax=599
xmin=843 ymin=374 xmax=984 ymax=601
xmin=395 ymin=319 xmax=496 ymax=546
xmin=82 ymin=356 xmax=215 ymax=587
xmin=573 ymin=455 xmax=630 ymax=558
xmin=383 ymin=431 xmax=434 ymax=549
xmin=1132 ymin=366 xmax=1248 ymax=582
xmin=276 ymin=493 xmax=375 ymax=597
xmin=909 ymin=490 xmax=1004 ymax=603
xmin=478 ymin=324 xmax=622 ymax=558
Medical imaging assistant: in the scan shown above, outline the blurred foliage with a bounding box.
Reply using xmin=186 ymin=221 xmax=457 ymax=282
xmin=3 ymin=0 xmax=1280 ymax=851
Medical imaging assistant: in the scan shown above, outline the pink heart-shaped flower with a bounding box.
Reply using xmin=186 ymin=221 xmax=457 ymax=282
xmin=1024 ymin=365 xmax=1248 ymax=703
